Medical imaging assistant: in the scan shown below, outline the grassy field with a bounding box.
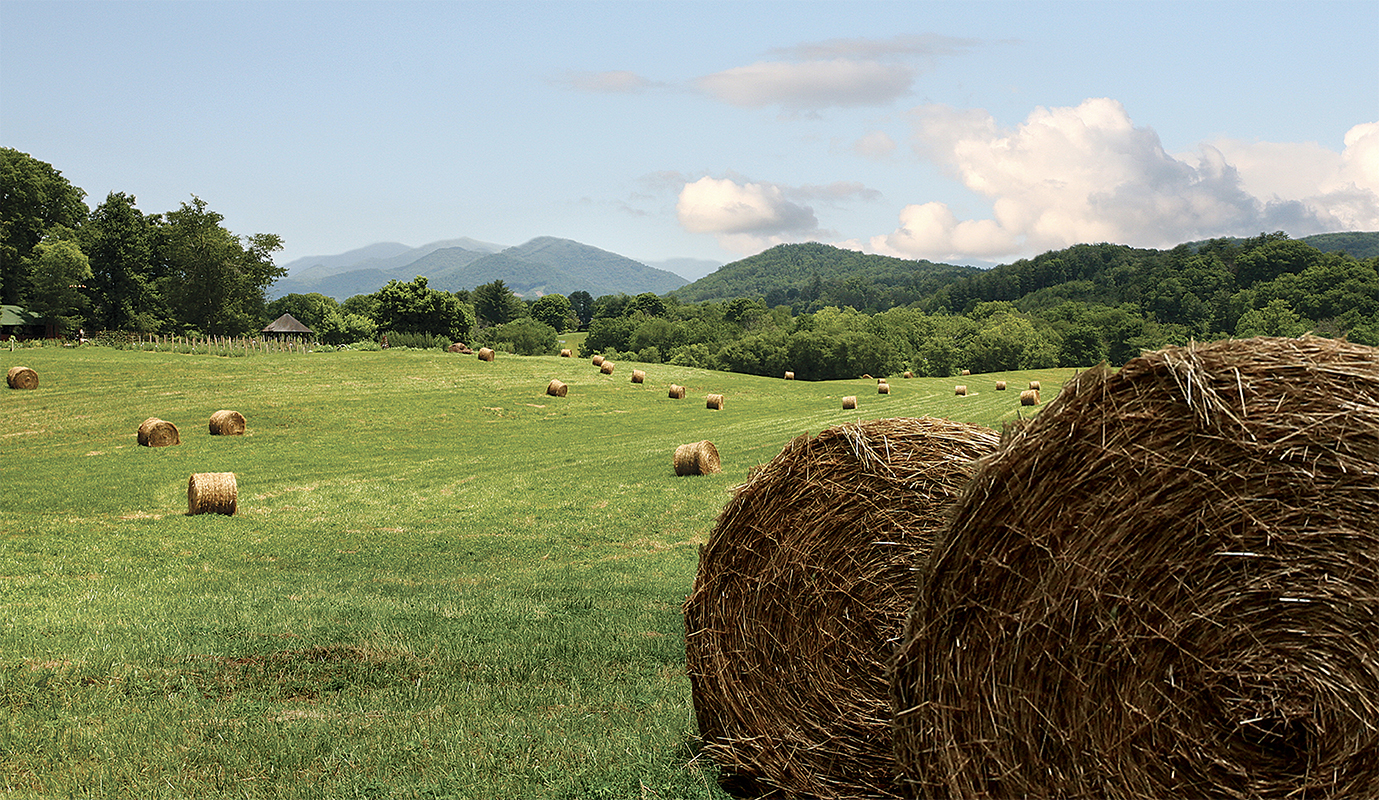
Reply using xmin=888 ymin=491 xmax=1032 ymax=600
xmin=1 ymin=345 xmax=1069 ymax=799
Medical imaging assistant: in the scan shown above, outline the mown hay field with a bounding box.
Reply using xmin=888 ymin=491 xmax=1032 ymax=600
xmin=0 ymin=346 xmax=1067 ymax=799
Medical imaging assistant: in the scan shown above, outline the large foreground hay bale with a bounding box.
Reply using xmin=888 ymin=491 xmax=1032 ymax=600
xmin=891 ymin=337 xmax=1379 ymax=800
xmin=673 ymin=440 xmax=721 ymax=476
xmin=668 ymin=384 xmax=687 ymax=399
xmin=7 ymin=365 xmax=38 ymax=390
xmin=600 ymin=361 xmax=615 ymax=375
xmin=546 ymin=379 xmax=567 ymax=397
xmin=705 ymin=393 xmax=724 ymax=410
xmin=187 ymin=472 xmax=237 ymax=516
xmin=686 ymin=418 xmax=1001 ymax=798
xmin=208 ymin=409 xmax=246 ymax=436
xmin=631 ymin=369 xmax=646 ymax=384
xmin=842 ymin=395 xmax=858 ymax=409
xmin=137 ymin=418 xmax=180 ymax=447
xmin=477 ymin=347 xmax=495 ymax=362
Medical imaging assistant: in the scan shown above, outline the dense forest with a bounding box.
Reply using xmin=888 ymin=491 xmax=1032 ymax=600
xmin=4 ymin=147 xmax=1377 ymax=380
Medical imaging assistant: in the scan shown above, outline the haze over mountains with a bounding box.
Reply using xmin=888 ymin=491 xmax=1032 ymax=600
xmin=271 ymin=237 xmax=715 ymax=300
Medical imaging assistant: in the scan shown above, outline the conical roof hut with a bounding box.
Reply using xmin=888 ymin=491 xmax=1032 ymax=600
xmin=261 ymin=313 xmax=313 ymax=339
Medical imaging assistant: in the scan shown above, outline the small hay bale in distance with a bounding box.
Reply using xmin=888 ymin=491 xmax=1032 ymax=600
xmin=954 ymin=384 xmax=968 ymax=396
xmin=631 ymin=369 xmax=646 ymax=384
xmin=477 ymin=347 xmax=495 ymax=362
xmin=546 ymin=379 xmax=568 ymax=397
xmin=137 ymin=417 xmax=180 ymax=447
xmin=592 ymin=354 xmax=605 ymax=366
xmin=891 ymin=337 xmax=1379 ymax=800
xmin=878 ymin=383 xmax=890 ymax=395
xmin=600 ymin=361 xmax=615 ymax=375
xmin=668 ymin=384 xmax=686 ymax=399
xmin=673 ymin=440 xmax=721 ymax=476
xmin=784 ymin=371 xmax=795 ymax=380
xmin=559 ymin=348 xmax=572 ymax=357
xmin=1028 ymin=379 xmax=1042 ymax=390
xmin=1019 ymin=388 xmax=1040 ymax=405
xmin=961 ymin=368 xmax=971 ymax=376
xmin=187 ymin=472 xmax=237 ymax=516
xmin=705 ymin=393 xmax=724 ymax=410
xmin=903 ymin=371 xmax=914 ymax=379
xmin=996 ymin=380 xmax=1008 ymax=390
xmin=209 ymin=410 xmax=246 ymax=436
xmin=446 ymin=342 xmax=464 ymax=353
xmin=7 ymin=366 xmax=38 ymax=390
xmin=686 ymin=417 xmax=1001 ymax=799
xmin=842 ymin=395 xmax=858 ymax=409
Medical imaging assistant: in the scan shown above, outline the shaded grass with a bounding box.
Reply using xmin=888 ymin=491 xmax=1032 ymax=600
xmin=1 ymin=347 xmax=1066 ymax=798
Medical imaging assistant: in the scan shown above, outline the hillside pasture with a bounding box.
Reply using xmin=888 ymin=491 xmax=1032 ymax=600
xmin=0 ymin=346 xmax=1065 ymax=798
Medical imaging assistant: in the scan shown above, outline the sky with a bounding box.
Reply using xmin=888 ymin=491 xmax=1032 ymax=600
xmin=3 ymin=1 xmax=1377 ymax=279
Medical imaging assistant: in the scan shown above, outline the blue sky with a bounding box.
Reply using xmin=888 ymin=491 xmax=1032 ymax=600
xmin=3 ymin=1 xmax=1376 ymax=277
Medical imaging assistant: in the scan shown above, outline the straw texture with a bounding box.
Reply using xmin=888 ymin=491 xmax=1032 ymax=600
xmin=706 ymin=394 xmax=725 ymax=410
xmin=187 ymin=472 xmax=237 ymax=516
xmin=632 ymin=369 xmax=646 ymax=384
xmin=7 ymin=366 xmax=38 ymax=390
xmin=1019 ymin=388 xmax=1039 ymax=405
xmin=674 ymin=440 xmax=722 ymax=476
xmin=137 ymin=418 xmax=180 ymax=447
xmin=546 ymin=379 xmax=568 ymax=397
xmin=669 ymin=384 xmax=687 ymax=399
xmin=209 ymin=410 xmax=246 ymax=436
xmin=685 ymin=417 xmax=1001 ymax=798
xmin=891 ymin=336 xmax=1379 ymax=800
xmin=477 ymin=347 xmax=495 ymax=362
xmin=843 ymin=395 xmax=858 ymax=409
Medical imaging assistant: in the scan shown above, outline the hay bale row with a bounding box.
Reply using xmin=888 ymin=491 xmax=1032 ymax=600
xmin=842 ymin=395 xmax=858 ymax=409
xmin=674 ymin=440 xmax=721 ymax=476
xmin=890 ymin=336 xmax=1379 ymax=799
xmin=137 ymin=417 xmax=181 ymax=447
xmin=685 ymin=417 xmax=1001 ymax=798
xmin=7 ymin=365 xmax=38 ymax=390
xmin=477 ymin=347 xmax=495 ymax=362
xmin=705 ymin=393 xmax=724 ymax=410
xmin=187 ymin=472 xmax=237 ymax=516
xmin=546 ymin=379 xmax=567 ymax=398
xmin=668 ymin=384 xmax=687 ymax=399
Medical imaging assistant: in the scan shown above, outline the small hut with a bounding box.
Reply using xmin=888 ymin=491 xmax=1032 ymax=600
xmin=261 ymin=313 xmax=314 ymax=341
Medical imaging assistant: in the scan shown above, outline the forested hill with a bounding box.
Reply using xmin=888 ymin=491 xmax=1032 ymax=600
xmin=670 ymin=242 xmax=981 ymax=306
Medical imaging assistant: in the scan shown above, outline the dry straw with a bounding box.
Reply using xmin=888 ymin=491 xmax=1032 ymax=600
xmin=995 ymin=380 xmax=1007 ymax=390
xmin=477 ymin=347 xmax=495 ymax=362
xmin=903 ymin=371 xmax=914 ymax=379
xmin=546 ymin=379 xmax=568 ymax=397
xmin=878 ymin=383 xmax=891 ymax=395
xmin=784 ymin=371 xmax=795 ymax=380
xmin=631 ymin=369 xmax=646 ymax=384
xmin=961 ymin=369 xmax=971 ymax=376
xmin=137 ymin=418 xmax=180 ymax=447
xmin=891 ymin=336 xmax=1379 ymax=800
xmin=600 ymin=361 xmax=615 ymax=375
xmin=954 ymin=385 xmax=967 ymax=396
xmin=706 ymin=393 xmax=725 ymax=410
xmin=446 ymin=343 xmax=464 ymax=353
xmin=7 ymin=365 xmax=38 ymax=390
xmin=209 ymin=410 xmax=246 ymax=436
xmin=187 ymin=472 xmax=237 ymax=516
xmin=668 ymin=384 xmax=687 ymax=399
xmin=1028 ymin=379 xmax=1041 ymax=390
xmin=842 ymin=395 xmax=858 ymax=409
xmin=685 ymin=417 xmax=1001 ymax=798
xmin=1019 ymin=388 xmax=1040 ymax=405
xmin=673 ymin=440 xmax=721 ymax=476
xmin=560 ymin=349 xmax=572 ymax=357
xmin=592 ymin=355 xmax=605 ymax=366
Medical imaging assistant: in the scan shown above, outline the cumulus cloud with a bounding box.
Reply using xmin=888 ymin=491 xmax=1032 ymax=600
xmin=696 ymin=59 xmax=913 ymax=109
xmin=677 ymin=176 xmax=824 ymax=253
xmin=554 ymin=70 xmax=659 ymax=93
xmin=870 ymin=99 xmax=1379 ymax=261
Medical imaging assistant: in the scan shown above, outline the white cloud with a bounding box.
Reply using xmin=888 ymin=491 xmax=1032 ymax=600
xmin=695 ymin=59 xmax=913 ymax=109
xmin=853 ymin=130 xmax=897 ymax=159
xmin=871 ymin=99 xmax=1379 ymax=261
xmin=677 ymin=176 xmax=821 ymax=253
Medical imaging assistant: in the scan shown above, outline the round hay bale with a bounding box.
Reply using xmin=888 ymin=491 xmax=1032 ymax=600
xmin=891 ymin=336 xmax=1379 ymax=800
xmin=878 ymin=383 xmax=891 ymax=395
xmin=600 ymin=361 xmax=615 ymax=375
xmin=446 ymin=342 xmax=464 ymax=353
xmin=1028 ymin=379 xmax=1042 ymax=390
xmin=208 ymin=409 xmax=246 ymax=436
xmin=559 ymin=349 xmax=572 ymax=358
xmin=7 ymin=365 xmax=38 ymax=390
xmin=903 ymin=371 xmax=914 ymax=379
xmin=137 ymin=417 xmax=180 ymax=447
xmin=546 ymin=379 xmax=568 ymax=397
xmin=631 ymin=369 xmax=646 ymax=384
xmin=842 ymin=395 xmax=858 ymax=409
xmin=995 ymin=380 xmax=1008 ymax=390
xmin=954 ymin=384 xmax=967 ymax=396
xmin=784 ymin=371 xmax=795 ymax=380
xmin=187 ymin=472 xmax=237 ymax=516
xmin=592 ymin=355 xmax=605 ymax=366
xmin=961 ymin=369 xmax=971 ymax=376
xmin=1019 ymin=388 xmax=1040 ymax=405
xmin=673 ymin=440 xmax=721 ymax=476
xmin=477 ymin=347 xmax=495 ymax=362
xmin=686 ymin=417 xmax=1001 ymax=798
xmin=668 ymin=384 xmax=687 ymax=399
xmin=705 ymin=393 xmax=724 ymax=410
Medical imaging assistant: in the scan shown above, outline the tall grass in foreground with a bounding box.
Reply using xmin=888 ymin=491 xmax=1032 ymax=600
xmin=0 ymin=347 xmax=1064 ymax=798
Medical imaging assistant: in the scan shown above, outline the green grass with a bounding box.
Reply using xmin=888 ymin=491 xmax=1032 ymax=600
xmin=1 ymin=346 xmax=1067 ymax=798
